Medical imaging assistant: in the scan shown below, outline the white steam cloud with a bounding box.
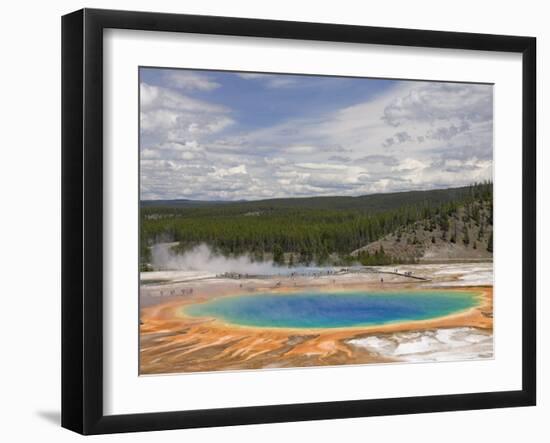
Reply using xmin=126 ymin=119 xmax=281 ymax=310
xmin=151 ymin=243 xmax=282 ymax=275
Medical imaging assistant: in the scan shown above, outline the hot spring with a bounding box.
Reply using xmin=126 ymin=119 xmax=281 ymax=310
xmin=183 ymin=290 xmax=480 ymax=329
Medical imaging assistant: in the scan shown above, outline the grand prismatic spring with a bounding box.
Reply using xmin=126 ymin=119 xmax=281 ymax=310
xmin=183 ymin=290 xmax=481 ymax=329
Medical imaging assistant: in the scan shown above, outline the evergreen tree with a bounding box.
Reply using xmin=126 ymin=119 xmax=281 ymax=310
xmin=299 ymin=246 xmax=312 ymax=265
xmin=317 ymin=243 xmax=330 ymax=265
xmin=288 ymin=253 xmax=294 ymax=268
xmin=253 ymin=249 xmax=264 ymax=262
xmin=273 ymin=244 xmax=284 ymax=265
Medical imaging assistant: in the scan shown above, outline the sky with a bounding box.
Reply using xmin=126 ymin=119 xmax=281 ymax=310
xmin=139 ymin=67 xmax=493 ymax=201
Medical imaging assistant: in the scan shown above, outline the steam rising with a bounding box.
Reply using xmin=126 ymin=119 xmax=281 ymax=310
xmin=151 ymin=243 xmax=282 ymax=275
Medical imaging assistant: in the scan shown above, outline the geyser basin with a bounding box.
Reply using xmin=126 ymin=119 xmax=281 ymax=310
xmin=183 ymin=290 xmax=480 ymax=329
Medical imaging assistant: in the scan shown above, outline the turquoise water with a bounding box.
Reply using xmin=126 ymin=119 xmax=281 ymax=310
xmin=183 ymin=290 xmax=479 ymax=329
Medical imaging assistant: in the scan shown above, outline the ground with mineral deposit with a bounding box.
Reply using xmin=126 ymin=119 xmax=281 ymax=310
xmin=139 ymin=262 xmax=493 ymax=374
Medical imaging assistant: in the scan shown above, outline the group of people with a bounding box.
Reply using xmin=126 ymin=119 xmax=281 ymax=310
xmin=155 ymin=287 xmax=194 ymax=297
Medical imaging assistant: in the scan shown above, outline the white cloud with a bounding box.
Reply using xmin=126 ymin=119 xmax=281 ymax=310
xmin=164 ymin=70 xmax=220 ymax=91
xmin=140 ymin=83 xmax=223 ymax=113
xmin=382 ymin=82 xmax=492 ymax=127
xmin=236 ymin=73 xmax=264 ymax=79
xmin=237 ymin=72 xmax=298 ymax=88
xmin=392 ymin=158 xmax=428 ymax=172
xmin=140 ymin=77 xmax=493 ymax=201
xmin=284 ymin=145 xmax=317 ymax=154
xmin=140 ymin=83 xmax=234 ymax=140
xmin=296 ymin=163 xmax=353 ymax=171
xmin=265 ymin=77 xmax=297 ymax=88
xmin=210 ymin=164 xmax=247 ymax=178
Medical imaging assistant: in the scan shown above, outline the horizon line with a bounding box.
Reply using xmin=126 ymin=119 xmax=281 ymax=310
xmin=140 ymin=182 xmax=492 ymax=202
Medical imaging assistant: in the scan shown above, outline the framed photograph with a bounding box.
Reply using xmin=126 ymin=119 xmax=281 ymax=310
xmin=62 ymin=8 xmax=536 ymax=434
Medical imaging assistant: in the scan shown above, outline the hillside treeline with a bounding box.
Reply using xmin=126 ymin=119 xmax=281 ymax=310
xmin=140 ymin=182 xmax=492 ymax=268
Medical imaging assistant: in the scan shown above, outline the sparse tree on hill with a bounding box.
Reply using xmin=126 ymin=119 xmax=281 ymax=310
xmin=450 ymin=222 xmax=457 ymax=244
xmin=463 ymin=226 xmax=470 ymax=246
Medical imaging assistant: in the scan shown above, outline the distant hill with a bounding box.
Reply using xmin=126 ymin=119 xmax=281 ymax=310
xmin=141 ymin=186 xmax=474 ymax=214
xmin=140 ymin=199 xmax=234 ymax=208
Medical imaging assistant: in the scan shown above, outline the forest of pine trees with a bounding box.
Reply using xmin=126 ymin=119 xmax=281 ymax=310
xmin=140 ymin=182 xmax=493 ymax=268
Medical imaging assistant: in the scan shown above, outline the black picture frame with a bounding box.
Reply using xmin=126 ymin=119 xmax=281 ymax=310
xmin=62 ymin=8 xmax=536 ymax=435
